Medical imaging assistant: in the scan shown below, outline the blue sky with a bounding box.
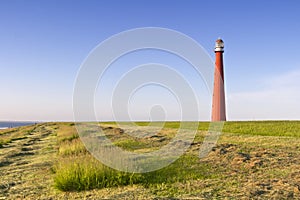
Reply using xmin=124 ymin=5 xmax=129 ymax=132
xmin=0 ymin=0 xmax=299 ymax=121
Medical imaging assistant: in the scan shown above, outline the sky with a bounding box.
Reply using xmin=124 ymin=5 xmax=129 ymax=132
xmin=0 ymin=0 xmax=299 ymax=121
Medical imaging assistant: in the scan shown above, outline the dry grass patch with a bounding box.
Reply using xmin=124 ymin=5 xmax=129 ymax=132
xmin=58 ymin=138 xmax=87 ymax=156
xmin=0 ymin=125 xmax=37 ymax=147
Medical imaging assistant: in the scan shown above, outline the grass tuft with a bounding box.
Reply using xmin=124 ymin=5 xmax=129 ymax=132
xmin=53 ymin=153 xmax=213 ymax=192
xmin=58 ymin=138 xmax=87 ymax=156
xmin=53 ymin=155 xmax=143 ymax=191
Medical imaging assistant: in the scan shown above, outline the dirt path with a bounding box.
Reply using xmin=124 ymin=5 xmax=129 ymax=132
xmin=0 ymin=124 xmax=57 ymax=199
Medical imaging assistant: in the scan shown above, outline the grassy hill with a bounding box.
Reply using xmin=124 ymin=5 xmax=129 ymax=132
xmin=0 ymin=121 xmax=299 ymax=199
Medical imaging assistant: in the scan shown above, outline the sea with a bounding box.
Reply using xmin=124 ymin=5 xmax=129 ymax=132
xmin=0 ymin=121 xmax=37 ymax=129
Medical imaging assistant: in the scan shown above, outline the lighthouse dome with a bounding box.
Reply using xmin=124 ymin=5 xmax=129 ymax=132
xmin=215 ymin=38 xmax=224 ymax=52
xmin=216 ymin=38 xmax=224 ymax=43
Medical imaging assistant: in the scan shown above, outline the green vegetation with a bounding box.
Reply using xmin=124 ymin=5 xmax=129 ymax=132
xmin=53 ymin=154 xmax=214 ymax=192
xmin=53 ymin=155 xmax=142 ymax=191
xmin=0 ymin=125 xmax=36 ymax=147
xmin=223 ymin=121 xmax=300 ymax=137
xmin=113 ymin=139 xmax=151 ymax=150
xmin=1 ymin=121 xmax=300 ymax=199
xmin=58 ymin=138 xmax=87 ymax=156
xmin=53 ymin=123 xmax=214 ymax=192
xmin=101 ymin=121 xmax=300 ymax=137
xmin=51 ymin=121 xmax=300 ymax=192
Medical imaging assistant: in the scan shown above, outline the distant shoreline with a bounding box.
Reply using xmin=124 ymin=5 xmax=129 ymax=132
xmin=0 ymin=121 xmax=37 ymax=129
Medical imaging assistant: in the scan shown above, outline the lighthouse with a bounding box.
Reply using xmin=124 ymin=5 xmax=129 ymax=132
xmin=211 ymin=38 xmax=226 ymax=121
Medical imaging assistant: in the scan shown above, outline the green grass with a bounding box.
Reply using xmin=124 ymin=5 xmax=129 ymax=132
xmin=113 ymin=139 xmax=151 ymax=150
xmin=53 ymin=122 xmax=216 ymax=192
xmin=52 ymin=120 xmax=300 ymax=193
xmin=141 ymin=155 xmax=215 ymax=186
xmin=223 ymin=121 xmax=300 ymax=137
xmin=2 ymin=121 xmax=300 ymax=198
xmin=53 ymin=154 xmax=214 ymax=192
xmin=53 ymin=155 xmax=143 ymax=191
xmin=100 ymin=121 xmax=206 ymax=130
xmin=101 ymin=121 xmax=300 ymax=137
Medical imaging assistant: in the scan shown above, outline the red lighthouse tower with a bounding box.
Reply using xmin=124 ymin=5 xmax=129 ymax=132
xmin=212 ymin=38 xmax=226 ymax=121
